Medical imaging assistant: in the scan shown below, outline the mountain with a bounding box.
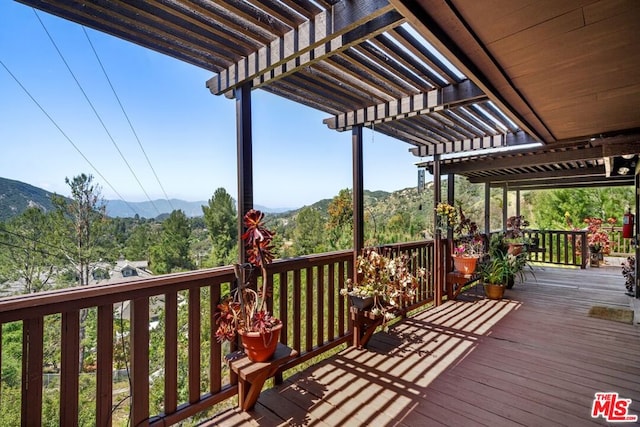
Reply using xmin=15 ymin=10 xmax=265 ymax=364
xmin=104 ymin=199 xmax=294 ymax=218
xmin=0 ymin=177 xmax=295 ymax=220
xmin=0 ymin=177 xmax=60 ymax=221
xmin=104 ymin=199 xmax=206 ymax=218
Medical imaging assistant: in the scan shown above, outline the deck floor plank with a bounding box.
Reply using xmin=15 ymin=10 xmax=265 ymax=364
xmin=201 ymin=266 xmax=640 ymax=426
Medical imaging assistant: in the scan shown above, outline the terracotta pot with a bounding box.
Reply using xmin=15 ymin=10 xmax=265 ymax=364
xmin=508 ymin=243 xmax=524 ymax=255
xmin=239 ymin=323 xmax=282 ymax=362
xmin=483 ymin=283 xmax=505 ymax=300
xmin=452 ymin=255 xmax=479 ymax=275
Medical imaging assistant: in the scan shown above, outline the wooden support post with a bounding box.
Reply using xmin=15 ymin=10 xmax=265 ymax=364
xmin=236 ymin=83 xmax=253 ymax=266
xmin=353 ymin=125 xmax=364 ymax=271
xmin=447 ymin=173 xmax=455 ymax=241
xmin=635 ymin=170 xmax=639 ymax=298
xmin=484 ymin=182 xmax=491 ymax=235
xmin=433 ymin=155 xmax=443 ymax=306
xmin=502 ymin=185 xmax=508 ymax=231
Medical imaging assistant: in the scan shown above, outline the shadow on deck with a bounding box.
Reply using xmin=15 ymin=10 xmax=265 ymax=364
xmin=203 ymin=266 xmax=640 ymax=426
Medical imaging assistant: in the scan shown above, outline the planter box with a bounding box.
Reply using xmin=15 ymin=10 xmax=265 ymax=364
xmin=349 ymin=295 xmax=374 ymax=310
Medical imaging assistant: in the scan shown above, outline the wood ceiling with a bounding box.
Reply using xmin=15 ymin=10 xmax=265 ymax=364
xmin=14 ymin=0 xmax=640 ymax=187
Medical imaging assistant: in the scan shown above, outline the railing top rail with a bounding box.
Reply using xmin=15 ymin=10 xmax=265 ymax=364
xmin=0 ymin=243 xmax=435 ymax=324
xmin=0 ymin=266 xmax=236 ymax=323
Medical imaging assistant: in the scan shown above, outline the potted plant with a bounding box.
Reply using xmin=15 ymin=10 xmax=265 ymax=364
xmin=451 ymin=206 xmax=484 ymax=274
xmin=622 ymin=256 xmax=636 ymax=296
xmin=478 ymin=252 xmax=526 ymax=299
xmin=214 ymin=209 xmax=282 ymax=362
xmin=505 ymin=215 xmax=530 ymax=255
xmin=435 ymin=202 xmax=458 ymax=233
xmin=341 ymin=248 xmax=425 ymax=322
xmin=583 ymin=217 xmax=616 ymax=267
xmin=488 ymin=232 xmax=534 ymax=289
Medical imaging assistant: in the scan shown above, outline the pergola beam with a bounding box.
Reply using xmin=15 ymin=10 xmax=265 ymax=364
xmin=323 ymin=80 xmax=485 ymax=131
xmin=206 ymin=0 xmax=401 ymax=96
xmin=491 ymin=175 xmax=634 ymax=190
xmin=433 ymin=146 xmax=603 ymax=175
xmin=414 ymin=131 xmax=538 ymax=157
xmin=467 ymin=165 xmax=608 ymax=184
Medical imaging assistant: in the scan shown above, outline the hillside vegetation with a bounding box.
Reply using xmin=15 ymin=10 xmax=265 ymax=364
xmin=0 ymin=177 xmax=59 ymax=221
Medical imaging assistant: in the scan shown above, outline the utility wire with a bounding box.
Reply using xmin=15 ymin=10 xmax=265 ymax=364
xmin=0 ymin=228 xmax=69 ymax=255
xmin=0 ymin=59 xmax=138 ymax=216
xmin=83 ymin=27 xmax=175 ymax=212
xmin=0 ymin=239 xmax=58 ymax=259
xmin=33 ymin=9 xmax=161 ymax=217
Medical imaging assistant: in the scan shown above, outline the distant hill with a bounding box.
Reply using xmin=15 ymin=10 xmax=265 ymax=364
xmin=0 ymin=177 xmax=60 ymax=221
xmin=104 ymin=199 xmax=294 ymax=218
xmin=0 ymin=177 xmax=295 ymax=220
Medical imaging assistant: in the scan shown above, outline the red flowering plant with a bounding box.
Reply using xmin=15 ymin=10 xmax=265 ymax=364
xmin=583 ymin=217 xmax=616 ymax=254
xmin=214 ymin=209 xmax=281 ymax=342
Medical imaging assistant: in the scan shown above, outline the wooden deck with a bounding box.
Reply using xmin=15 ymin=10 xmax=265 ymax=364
xmin=203 ymin=266 xmax=640 ymax=426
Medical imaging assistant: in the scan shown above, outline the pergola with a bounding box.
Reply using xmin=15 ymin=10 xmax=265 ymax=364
xmin=16 ymin=0 xmax=640 ymax=297
xmin=5 ymin=2 xmax=640 ymax=425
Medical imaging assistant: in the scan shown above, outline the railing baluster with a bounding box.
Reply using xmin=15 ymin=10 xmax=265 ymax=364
xmin=338 ymin=260 xmax=346 ymax=335
xmin=97 ymin=304 xmax=113 ymax=427
xmin=209 ymin=286 xmax=221 ymax=394
xmin=279 ymin=271 xmax=288 ymax=347
xmin=188 ymin=287 xmax=201 ymax=404
xmin=131 ymin=298 xmax=150 ymax=427
xmin=60 ymin=311 xmax=80 ymax=426
xmin=317 ymin=264 xmax=325 ymax=347
xmin=293 ymin=269 xmax=301 ymax=352
xmin=305 ymin=266 xmax=313 ymax=353
xmin=327 ymin=263 xmax=335 ymax=342
xmin=22 ymin=317 xmax=43 ymax=427
xmin=165 ymin=291 xmax=178 ymax=414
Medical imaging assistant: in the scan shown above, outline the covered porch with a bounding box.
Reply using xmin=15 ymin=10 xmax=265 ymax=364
xmin=206 ymin=265 xmax=639 ymax=426
xmin=3 ymin=1 xmax=640 ymax=426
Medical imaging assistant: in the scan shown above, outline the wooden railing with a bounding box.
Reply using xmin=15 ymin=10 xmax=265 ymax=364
xmin=522 ymin=229 xmax=589 ymax=268
xmin=608 ymin=226 xmax=636 ymax=256
xmin=0 ymin=241 xmax=435 ymax=426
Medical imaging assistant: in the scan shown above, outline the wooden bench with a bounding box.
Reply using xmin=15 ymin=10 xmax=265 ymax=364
xmin=226 ymin=343 xmax=298 ymax=410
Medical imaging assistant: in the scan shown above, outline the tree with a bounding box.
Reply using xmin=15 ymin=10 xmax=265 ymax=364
xmin=52 ymin=173 xmax=108 ymax=287
xmin=124 ymin=222 xmax=157 ymax=261
xmin=292 ymin=206 xmax=325 ymax=255
xmin=326 ymin=189 xmax=352 ymax=250
xmin=150 ymin=210 xmax=193 ymax=274
xmin=0 ymin=208 xmax=61 ymax=294
xmin=531 ymin=187 xmax=634 ymax=230
xmin=51 ymin=173 xmax=109 ymax=371
xmin=202 ymin=188 xmax=237 ymax=266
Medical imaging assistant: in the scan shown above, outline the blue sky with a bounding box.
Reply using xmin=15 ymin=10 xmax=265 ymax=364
xmin=0 ymin=2 xmax=422 ymax=209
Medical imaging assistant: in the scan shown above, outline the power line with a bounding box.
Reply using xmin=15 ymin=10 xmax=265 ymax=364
xmin=83 ymin=27 xmax=175 ymax=212
xmin=33 ymin=9 xmax=161 ymax=217
xmin=0 ymin=59 xmax=139 ymax=216
xmin=0 ymin=228 xmax=68 ymax=255
xmin=0 ymin=236 xmax=58 ymax=259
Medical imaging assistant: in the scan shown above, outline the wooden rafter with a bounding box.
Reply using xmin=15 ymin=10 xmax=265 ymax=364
xmin=206 ymin=0 xmax=402 ymax=95
xmin=323 ymin=80 xmax=485 ymax=131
